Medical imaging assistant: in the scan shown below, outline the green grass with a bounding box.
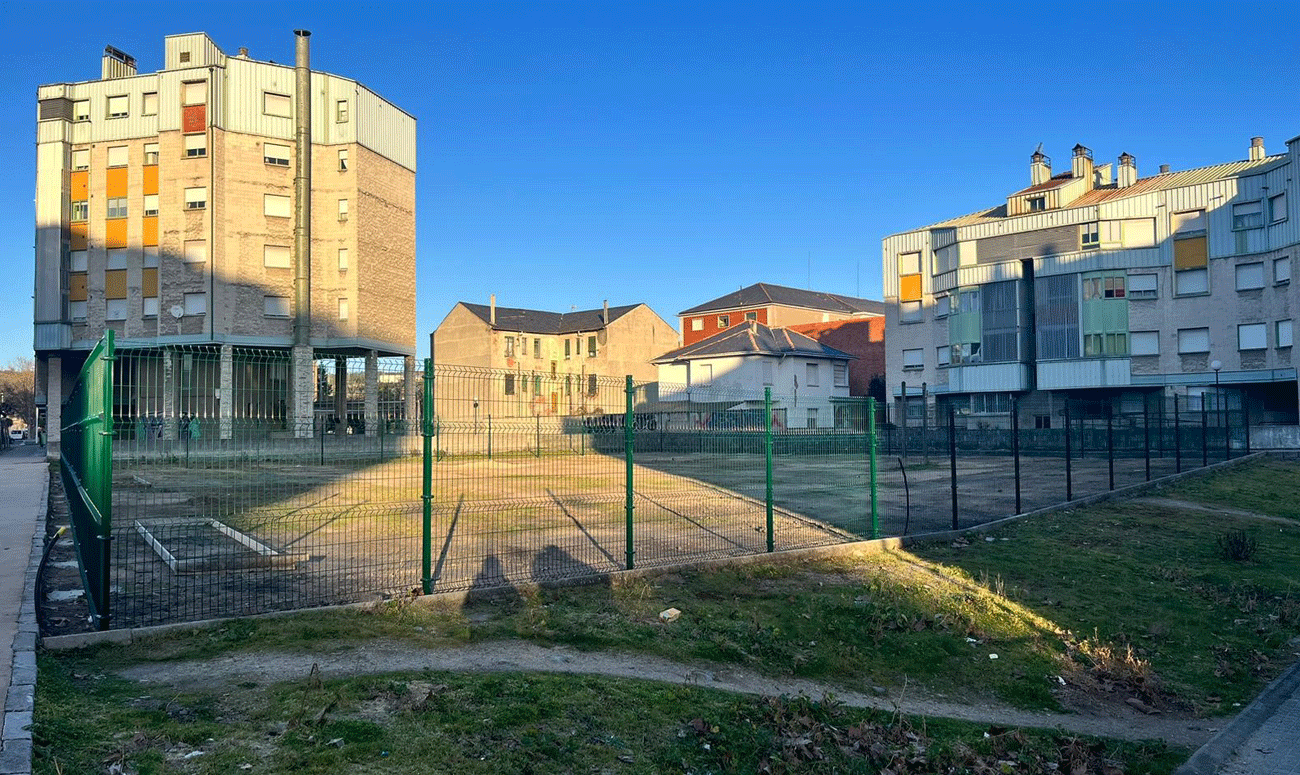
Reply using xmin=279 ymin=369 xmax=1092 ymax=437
xmin=34 ymin=654 xmax=1186 ymax=775
xmin=1161 ymin=457 xmax=1300 ymax=520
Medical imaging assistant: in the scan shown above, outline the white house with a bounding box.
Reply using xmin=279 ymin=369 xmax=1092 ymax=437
xmin=652 ymin=321 xmax=854 ymax=429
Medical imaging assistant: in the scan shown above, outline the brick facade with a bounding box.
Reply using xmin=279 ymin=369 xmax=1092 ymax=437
xmin=787 ymin=318 xmax=885 ymax=397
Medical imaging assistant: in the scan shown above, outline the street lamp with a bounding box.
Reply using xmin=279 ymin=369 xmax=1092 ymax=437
xmin=1211 ymin=360 xmax=1222 ymax=408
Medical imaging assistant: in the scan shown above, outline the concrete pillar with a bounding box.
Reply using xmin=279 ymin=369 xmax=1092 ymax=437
xmin=162 ymin=351 xmax=179 ymax=441
xmin=364 ymin=350 xmax=379 ymax=435
xmin=404 ymin=356 xmax=417 ymax=437
xmin=334 ymin=356 xmax=348 ymax=433
xmin=291 ymin=344 xmax=315 ymax=438
xmin=45 ymin=356 xmax=62 ymax=461
xmin=219 ymin=344 xmax=233 ymax=440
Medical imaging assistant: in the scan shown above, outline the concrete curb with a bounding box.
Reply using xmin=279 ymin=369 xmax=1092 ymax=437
xmin=43 ymin=451 xmax=1266 ymax=652
xmin=1174 ymin=657 xmax=1300 ymax=775
xmin=2 ymin=462 xmax=45 ymax=775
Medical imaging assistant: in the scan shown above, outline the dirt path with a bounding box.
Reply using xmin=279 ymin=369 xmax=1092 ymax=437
xmin=1134 ymin=497 xmax=1298 ymax=527
xmin=117 ymin=639 xmax=1222 ymax=748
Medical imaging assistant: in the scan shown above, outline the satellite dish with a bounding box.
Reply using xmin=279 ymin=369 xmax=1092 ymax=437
xmin=170 ymin=305 xmax=185 ymax=319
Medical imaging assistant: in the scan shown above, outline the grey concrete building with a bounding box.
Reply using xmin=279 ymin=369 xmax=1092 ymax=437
xmin=33 ymin=32 xmax=417 ymax=457
xmin=882 ymin=135 xmax=1298 ymax=429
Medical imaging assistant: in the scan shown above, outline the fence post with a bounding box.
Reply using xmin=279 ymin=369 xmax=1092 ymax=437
xmin=1064 ymin=399 xmax=1073 ymax=501
xmin=1244 ymin=392 xmax=1251 ymax=454
xmin=921 ymin=382 xmax=929 ymax=466
xmin=1174 ymin=396 xmax=1182 ymax=474
xmin=98 ymin=329 xmax=115 ymax=631
xmin=624 ymin=376 xmax=635 ymax=570
xmin=421 ymin=358 xmax=433 ymax=595
xmin=948 ymin=406 xmax=958 ymax=530
xmin=1107 ymin=404 xmax=1115 ymax=491
xmin=536 ymin=414 xmax=541 ymax=458
xmin=1223 ymin=395 xmax=1231 ymax=461
xmin=487 ymin=414 xmax=493 ymax=460
xmin=900 ymin=381 xmax=908 ymax=461
xmin=1143 ymin=399 xmax=1151 ymax=481
xmin=1201 ymin=399 xmax=1208 ymax=468
xmin=1011 ymin=395 xmax=1021 ymax=514
xmin=319 ymin=417 xmax=325 ymax=466
xmin=868 ymin=397 xmax=879 ymax=539
xmin=764 ymin=387 xmax=774 ymax=552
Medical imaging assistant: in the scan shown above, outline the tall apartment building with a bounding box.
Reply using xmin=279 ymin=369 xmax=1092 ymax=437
xmin=882 ymin=136 xmax=1298 ymax=428
xmin=34 ymin=32 xmax=417 ymax=456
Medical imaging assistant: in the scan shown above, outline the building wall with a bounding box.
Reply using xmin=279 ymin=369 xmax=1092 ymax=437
xmin=786 ymin=318 xmax=885 ymax=396
xmin=658 ymin=354 xmax=851 ymax=428
xmin=680 ymin=304 xmax=871 ymax=346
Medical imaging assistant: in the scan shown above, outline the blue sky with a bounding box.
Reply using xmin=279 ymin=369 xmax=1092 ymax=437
xmin=2 ymin=1 xmax=1298 ymax=365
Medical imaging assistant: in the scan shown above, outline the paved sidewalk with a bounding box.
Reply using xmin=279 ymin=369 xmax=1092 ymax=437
xmin=1176 ymin=655 xmax=1300 ymax=775
xmin=0 ymin=444 xmax=47 ymax=775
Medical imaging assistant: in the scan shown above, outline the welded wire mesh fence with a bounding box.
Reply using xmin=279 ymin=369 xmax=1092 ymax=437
xmin=55 ymin=334 xmax=1259 ymax=629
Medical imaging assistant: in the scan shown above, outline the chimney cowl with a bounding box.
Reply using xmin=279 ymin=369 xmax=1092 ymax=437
xmin=1116 ymin=153 xmax=1138 ymax=188
xmin=1249 ymin=136 xmax=1266 ymax=161
xmin=1029 ymin=145 xmax=1052 ymax=186
xmin=1159 ymin=164 xmax=1170 ymax=174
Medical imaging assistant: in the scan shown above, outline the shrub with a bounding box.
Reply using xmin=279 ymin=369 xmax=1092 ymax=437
xmin=1217 ymin=529 xmax=1258 ymax=562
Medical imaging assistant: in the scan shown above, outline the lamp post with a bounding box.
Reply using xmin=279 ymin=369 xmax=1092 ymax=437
xmin=1211 ymin=360 xmax=1224 ymax=459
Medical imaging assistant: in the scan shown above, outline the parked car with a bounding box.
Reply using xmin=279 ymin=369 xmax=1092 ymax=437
xmin=8 ymin=429 xmax=26 ymax=442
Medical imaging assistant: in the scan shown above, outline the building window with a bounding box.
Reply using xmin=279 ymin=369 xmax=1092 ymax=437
xmin=1083 ymin=333 xmax=1128 ymax=357
xmin=1235 ymin=262 xmax=1265 ymax=290
xmin=263 ymin=245 xmax=291 ymax=268
xmin=105 ymin=248 xmax=127 ymax=270
xmin=183 ymin=134 xmax=206 ymax=157
xmin=588 ymin=374 xmax=598 ymax=396
xmin=690 ymin=318 xmax=702 ymax=331
xmin=1275 ymin=257 xmax=1291 ymax=285
xmin=951 ymin=342 xmax=981 ymax=364
xmin=533 ymin=338 xmax=541 ymax=358
xmin=745 ymin=311 xmax=757 ymax=321
xmin=1238 ymin=323 xmax=1266 ymax=350
xmin=70 ymin=300 xmax=87 ymax=321
xmin=143 ymin=246 xmax=158 ymax=268
xmin=107 ymin=145 xmax=128 ymax=167
xmin=899 ymin=300 xmax=922 ymax=323
xmin=762 ymin=360 xmax=774 ymax=385
xmin=1177 ymin=327 xmax=1209 ymax=354
xmin=106 ymin=197 xmax=128 ymax=219
xmin=1176 ymin=269 xmax=1208 ymax=295
xmin=533 ymin=375 xmax=542 ymax=394
xmin=264 ymin=194 xmax=291 ymax=218
xmin=1278 ymin=320 xmax=1293 ymax=348
xmin=1128 ymin=274 xmax=1157 ymax=299
xmin=935 ymin=295 xmax=950 ymax=317
xmin=338 ymin=248 xmax=348 ymax=271
xmin=1083 ymin=274 xmax=1125 ymax=299
xmin=182 ymin=81 xmax=206 ymax=105
xmin=1130 ymin=331 xmax=1159 ymax=356
xmin=717 ymin=314 xmax=730 ymax=328
xmin=564 ymin=375 xmax=572 ymax=395
xmin=338 ymin=149 xmax=348 ymax=171
xmin=336 ymin=99 xmax=349 ymax=122
xmin=73 ymin=100 xmax=89 ymax=121
xmin=937 ymin=346 xmax=950 ymax=367
xmin=263 ymin=92 xmax=291 ymax=117
xmin=142 ymin=92 xmax=158 ymax=116
xmin=504 ymin=374 xmax=515 ymax=395
xmin=1079 ymin=222 xmax=1100 ymax=250
xmin=264 ymin=143 xmax=290 ymax=166
xmin=264 ymin=296 xmax=290 ymax=317
xmin=806 ymin=408 xmax=818 ymax=429
xmin=143 ymin=298 xmax=158 ymax=318
xmin=143 ymin=143 xmax=159 ymax=165
xmin=902 ymin=349 xmax=923 ymax=370
xmin=184 ymin=187 xmax=206 ymax=210
xmin=71 ymin=200 xmax=88 ymax=222
xmin=338 ymin=199 xmax=349 ymax=221
xmin=70 ymin=250 xmax=87 ymax=272
xmin=504 ymin=337 xmax=515 ymax=358
xmin=692 ymin=363 xmax=712 ymax=385
xmin=1232 ymin=201 xmax=1264 ymax=230
xmin=1172 ymin=209 xmax=1207 ymax=234
xmin=106 ymin=95 xmax=128 ymax=119
xmin=564 ymin=339 xmax=571 ymax=359
xmin=587 ymin=336 xmax=597 ymax=357
xmin=1270 ymin=192 xmax=1288 ymax=223
xmin=183 ymin=240 xmax=207 ymax=263
xmin=183 ymin=292 xmax=207 ymax=316
xmin=71 ymin=149 xmax=89 ymax=170
xmin=833 ymin=363 xmax=848 ymax=387
xmin=338 ymin=297 xmax=349 ymax=321
xmin=1027 ymin=196 xmax=1046 ymax=212
xmin=805 ymin=363 xmax=820 ymax=386
xmin=100 ymin=298 xmax=125 ymax=322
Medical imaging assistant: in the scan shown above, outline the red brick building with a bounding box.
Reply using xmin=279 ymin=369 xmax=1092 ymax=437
xmin=786 ymin=318 xmax=885 ymax=397
xmin=679 ymin=282 xmax=886 ymax=347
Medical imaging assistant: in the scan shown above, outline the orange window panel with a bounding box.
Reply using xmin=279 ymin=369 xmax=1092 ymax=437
xmin=900 ymin=274 xmax=923 ymax=302
xmin=182 ymin=105 xmax=206 ymax=133
xmin=105 ymin=269 xmax=128 ymax=300
xmin=104 ymin=218 xmax=128 ymax=249
xmin=70 ymin=171 xmax=88 ymax=200
xmin=105 ymin=167 xmax=128 ymax=198
xmin=68 ymin=273 xmax=88 ymax=302
xmin=70 ymin=222 xmax=87 ymax=251
xmin=142 ymin=216 xmax=158 ymax=247
xmin=143 ymin=164 xmax=158 ymax=195
xmin=1173 ymin=236 xmax=1208 ymax=270
xmin=142 ymin=268 xmax=158 ymax=297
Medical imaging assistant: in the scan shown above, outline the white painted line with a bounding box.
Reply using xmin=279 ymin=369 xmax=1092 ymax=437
xmin=134 ymin=520 xmax=180 ymax=573
xmin=207 ymin=520 xmax=280 ymax=557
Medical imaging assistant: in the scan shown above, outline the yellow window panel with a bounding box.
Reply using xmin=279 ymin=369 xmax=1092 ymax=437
xmin=70 ymin=222 xmax=87 ymax=250
xmin=142 ymin=216 xmax=158 ymax=247
xmin=143 ymin=164 xmax=158 ymax=196
xmin=1173 ymin=236 xmax=1207 ymax=270
xmin=106 ymin=167 xmax=128 ymax=198
xmin=142 ymin=267 xmax=158 ymax=297
xmin=105 ymin=269 xmax=128 ymax=299
xmin=68 ymin=272 xmax=88 ymax=302
xmin=70 ymin=171 xmax=88 ymax=200
xmin=900 ymin=273 xmax=923 ymax=302
xmin=104 ymin=218 xmax=127 ymax=249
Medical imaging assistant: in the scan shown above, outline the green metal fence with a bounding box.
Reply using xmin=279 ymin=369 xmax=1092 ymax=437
xmin=60 ymin=329 xmax=115 ymax=630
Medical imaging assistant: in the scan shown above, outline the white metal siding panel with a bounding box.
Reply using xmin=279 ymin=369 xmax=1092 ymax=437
xmin=947 ymin=362 xmax=1030 ymax=392
xmin=224 ymin=58 xmax=295 ymax=140
xmin=1035 ymin=246 xmax=1164 ymax=277
xmin=1037 ymin=359 xmax=1131 ymax=390
xmin=313 ymin=73 xmax=360 ymax=146
xmin=165 ymin=34 xmax=226 ymax=70
xmin=156 ymin=68 xmax=214 ymax=133
xmin=61 ymin=75 xmax=164 ymax=143
xmin=881 ymin=232 xmax=928 ymax=298
xmin=37 ymin=121 xmax=73 ymax=145
xmin=957 ymin=262 xmax=1021 ymax=286
xmin=34 ymin=141 xmax=66 ymax=326
xmin=356 ymin=86 xmax=416 ymax=172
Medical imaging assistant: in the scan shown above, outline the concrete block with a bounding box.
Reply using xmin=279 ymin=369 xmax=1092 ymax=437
xmin=10 ymin=632 xmax=35 ymax=653
xmin=0 ymin=737 xmax=32 ymax=774
xmin=2 ymin=711 xmax=32 ymax=741
xmin=9 ymin=653 xmax=32 ymax=673
xmin=4 ymin=685 xmax=33 ymax=713
xmin=8 ymin=669 xmax=34 ymax=688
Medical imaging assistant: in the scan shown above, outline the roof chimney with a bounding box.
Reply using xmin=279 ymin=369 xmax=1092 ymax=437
xmin=101 ymin=45 xmax=137 ymax=79
xmin=1249 ymin=136 xmax=1266 ymax=161
xmin=237 ymin=47 xmax=250 ymax=58
xmin=1094 ymin=162 xmax=1113 ymax=188
xmin=1030 ymin=146 xmax=1052 ymax=186
xmin=1159 ymin=164 xmax=1170 ymax=174
xmin=602 ymin=299 xmax=609 ymax=325
xmin=490 ymin=294 xmax=496 ymax=325
xmin=1071 ymin=144 xmax=1094 ymax=187
xmin=1117 ymin=152 xmax=1137 ymax=188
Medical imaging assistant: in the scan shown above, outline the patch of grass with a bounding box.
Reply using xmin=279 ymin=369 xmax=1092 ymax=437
xmin=1165 ymin=457 xmax=1300 ymax=520
xmin=34 ymin=657 xmax=1186 ymax=775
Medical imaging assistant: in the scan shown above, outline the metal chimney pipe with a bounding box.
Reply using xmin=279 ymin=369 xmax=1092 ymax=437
xmin=602 ymin=299 xmax=609 ymax=325
xmin=490 ymin=294 xmax=496 ymax=325
xmin=293 ymin=29 xmax=313 ymax=346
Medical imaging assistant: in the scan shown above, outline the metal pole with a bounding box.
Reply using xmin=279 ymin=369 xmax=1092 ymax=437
xmin=868 ymin=397 xmax=879 ymax=539
xmin=487 ymin=414 xmax=492 ymax=460
xmin=1244 ymin=391 xmax=1251 ymax=454
xmin=1143 ymin=399 xmax=1151 ymax=481
xmin=1064 ymin=399 xmax=1072 ymax=501
xmin=948 ymin=406 xmax=958 ymax=531
xmin=1201 ymin=399 xmax=1208 ymax=468
xmin=1174 ymin=395 xmax=1181 ymax=473
xmin=98 ymin=329 xmax=116 ymax=631
xmin=319 ymin=416 xmax=324 ymax=466
xmin=764 ymin=387 xmax=774 ymax=552
xmin=421 ymin=358 xmax=433 ymax=594
xmin=1011 ymin=395 xmax=1021 ymax=514
xmin=624 ymin=376 xmax=635 ymax=570
xmin=900 ymin=381 xmax=908 ymax=460
xmin=921 ymin=382 xmax=929 ymax=466
xmin=536 ymin=413 xmax=541 ymax=458
xmin=1223 ymin=394 xmax=1231 ymax=461
xmin=1107 ymin=405 xmax=1115 ymax=491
